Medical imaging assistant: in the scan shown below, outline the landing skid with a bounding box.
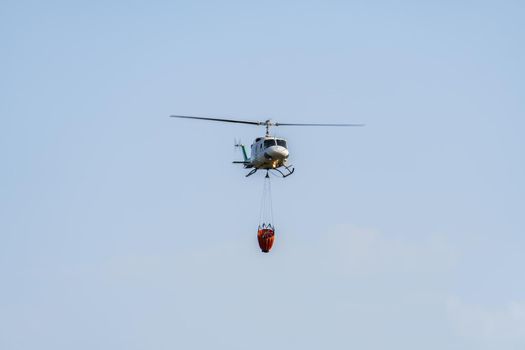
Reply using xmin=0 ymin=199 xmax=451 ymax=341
xmin=246 ymin=166 xmax=295 ymax=178
xmin=273 ymin=165 xmax=295 ymax=178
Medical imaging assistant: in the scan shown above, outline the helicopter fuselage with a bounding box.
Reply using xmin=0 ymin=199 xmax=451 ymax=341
xmin=249 ymin=136 xmax=289 ymax=169
xmin=234 ymin=136 xmax=290 ymax=170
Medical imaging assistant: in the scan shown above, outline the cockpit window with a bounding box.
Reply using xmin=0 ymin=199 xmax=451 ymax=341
xmin=264 ymin=139 xmax=276 ymax=148
xmin=276 ymin=139 xmax=287 ymax=148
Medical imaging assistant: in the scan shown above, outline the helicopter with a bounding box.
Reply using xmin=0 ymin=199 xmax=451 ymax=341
xmin=170 ymin=115 xmax=364 ymax=178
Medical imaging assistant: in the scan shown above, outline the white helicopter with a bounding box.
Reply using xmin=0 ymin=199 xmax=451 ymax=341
xmin=170 ymin=115 xmax=364 ymax=178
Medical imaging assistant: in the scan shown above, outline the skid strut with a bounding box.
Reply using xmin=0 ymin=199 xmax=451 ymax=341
xmin=245 ymin=168 xmax=258 ymax=177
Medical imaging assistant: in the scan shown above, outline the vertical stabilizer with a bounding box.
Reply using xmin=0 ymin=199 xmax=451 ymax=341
xmin=234 ymin=140 xmax=249 ymax=161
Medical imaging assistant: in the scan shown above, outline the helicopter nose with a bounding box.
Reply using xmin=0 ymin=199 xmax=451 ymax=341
xmin=265 ymin=146 xmax=289 ymax=160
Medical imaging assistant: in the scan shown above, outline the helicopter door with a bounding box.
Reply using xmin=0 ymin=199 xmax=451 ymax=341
xmin=256 ymin=141 xmax=264 ymax=158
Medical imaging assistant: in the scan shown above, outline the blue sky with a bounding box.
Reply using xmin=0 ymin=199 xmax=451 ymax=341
xmin=1 ymin=1 xmax=524 ymax=349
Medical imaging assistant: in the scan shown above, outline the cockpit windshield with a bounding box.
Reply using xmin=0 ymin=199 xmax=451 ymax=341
xmin=276 ymin=139 xmax=287 ymax=148
xmin=264 ymin=139 xmax=276 ymax=148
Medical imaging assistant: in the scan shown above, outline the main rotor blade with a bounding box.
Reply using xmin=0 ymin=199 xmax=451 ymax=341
xmin=275 ymin=122 xmax=365 ymax=127
xmin=170 ymin=115 xmax=261 ymax=125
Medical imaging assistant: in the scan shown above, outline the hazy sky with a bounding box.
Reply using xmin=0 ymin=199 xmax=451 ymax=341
xmin=1 ymin=1 xmax=524 ymax=349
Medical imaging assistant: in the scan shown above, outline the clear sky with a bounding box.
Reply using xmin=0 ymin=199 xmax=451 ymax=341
xmin=1 ymin=1 xmax=524 ymax=349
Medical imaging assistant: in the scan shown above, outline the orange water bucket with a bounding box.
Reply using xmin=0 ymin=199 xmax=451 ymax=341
xmin=257 ymin=227 xmax=275 ymax=253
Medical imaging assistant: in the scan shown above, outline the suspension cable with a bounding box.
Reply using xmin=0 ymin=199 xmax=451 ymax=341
xmin=267 ymin=174 xmax=274 ymax=227
xmin=258 ymin=172 xmax=274 ymax=228
xmin=258 ymin=177 xmax=266 ymax=226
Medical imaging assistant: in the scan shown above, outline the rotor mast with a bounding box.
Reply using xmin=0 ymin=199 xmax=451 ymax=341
xmin=264 ymin=120 xmax=273 ymax=136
